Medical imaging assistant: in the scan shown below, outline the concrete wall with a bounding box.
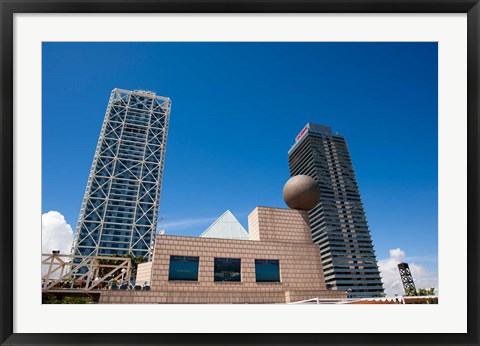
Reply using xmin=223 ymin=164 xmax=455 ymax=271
xmin=135 ymin=262 xmax=152 ymax=285
xmin=248 ymin=207 xmax=313 ymax=243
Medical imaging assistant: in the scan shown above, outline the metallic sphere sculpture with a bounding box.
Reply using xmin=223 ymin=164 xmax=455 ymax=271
xmin=283 ymin=175 xmax=321 ymax=210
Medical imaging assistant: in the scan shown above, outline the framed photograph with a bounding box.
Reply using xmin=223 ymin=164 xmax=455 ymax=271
xmin=1 ymin=1 xmax=478 ymax=345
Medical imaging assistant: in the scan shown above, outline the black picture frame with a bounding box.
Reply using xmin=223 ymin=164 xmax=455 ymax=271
xmin=1 ymin=1 xmax=478 ymax=345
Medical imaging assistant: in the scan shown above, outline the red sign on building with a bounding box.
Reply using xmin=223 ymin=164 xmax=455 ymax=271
xmin=295 ymin=125 xmax=309 ymax=142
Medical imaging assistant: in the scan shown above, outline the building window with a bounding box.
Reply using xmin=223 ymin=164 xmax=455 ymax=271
xmin=168 ymin=256 xmax=199 ymax=281
xmin=214 ymin=258 xmax=241 ymax=282
xmin=255 ymin=259 xmax=280 ymax=282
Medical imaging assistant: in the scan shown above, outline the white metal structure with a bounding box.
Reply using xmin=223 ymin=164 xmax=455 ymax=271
xmin=71 ymin=89 xmax=171 ymax=261
xmin=42 ymin=253 xmax=132 ymax=291
xmin=289 ymin=296 xmax=438 ymax=304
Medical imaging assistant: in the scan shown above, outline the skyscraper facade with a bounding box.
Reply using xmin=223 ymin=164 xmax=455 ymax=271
xmin=72 ymin=88 xmax=171 ymax=261
xmin=288 ymin=123 xmax=384 ymax=298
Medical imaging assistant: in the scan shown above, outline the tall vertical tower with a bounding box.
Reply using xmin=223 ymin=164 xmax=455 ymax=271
xmin=288 ymin=123 xmax=384 ymax=298
xmin=72 ymin=89 xmax=171 ymax=261
xmin=398 ymin=262 xmax=416 ymax=295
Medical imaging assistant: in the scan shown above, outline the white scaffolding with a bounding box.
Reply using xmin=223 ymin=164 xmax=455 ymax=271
xmin=42 ymin=253 xmax=132 ymax=292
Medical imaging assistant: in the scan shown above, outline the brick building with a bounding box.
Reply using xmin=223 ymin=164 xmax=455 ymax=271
xmin=99 ymin=206 xmax=346 ymax=304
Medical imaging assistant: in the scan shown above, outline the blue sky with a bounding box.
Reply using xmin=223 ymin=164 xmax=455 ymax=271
xmin=42 ymin=42 xmax=438 ymax=278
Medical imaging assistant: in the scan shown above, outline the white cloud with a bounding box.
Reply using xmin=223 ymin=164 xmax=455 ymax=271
xmin=158 ymin=211 xmax=250 ymax=233
xmin=42 ymin=211 xmax=75 ymax=279
xmin=159 ymin=216 xmax=217 ymax=232
xmin=378 ymin=248 xmax=438 ymax=297
xmin=42 ymin=211 xmax=74 ymax=254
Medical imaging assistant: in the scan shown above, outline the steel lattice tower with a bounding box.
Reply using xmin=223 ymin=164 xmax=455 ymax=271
xmin=398 ymin=262 xmax=416 ymax=294
xmin=72 ymin=89 xmax=171 ymax=261
xmin=288 ymin=123 xmax=384 ymax=298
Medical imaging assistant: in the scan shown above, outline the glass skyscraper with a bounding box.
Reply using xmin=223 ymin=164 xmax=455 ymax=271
xmin=288 ymin=123 xmax=384 ymax=298
xmin=71 ymin=88 xmax=171 ymax=261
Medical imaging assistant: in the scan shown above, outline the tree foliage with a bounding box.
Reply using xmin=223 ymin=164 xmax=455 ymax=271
xmin=417 ymin=287 xmax=435 ymax=296
xmin=96 ymin=253 xmax=145 ymax=281
xmin=405 ymin=287 xmax=436 ymax=296
xmin=43 ymin=295 xmax=95 ymax=304
xmin=404 ymin=287 xmax=438 ymax=304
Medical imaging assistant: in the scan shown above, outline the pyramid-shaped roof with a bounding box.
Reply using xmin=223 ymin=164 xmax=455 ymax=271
xmin=199 ymin=210 xmax=249 ymax=240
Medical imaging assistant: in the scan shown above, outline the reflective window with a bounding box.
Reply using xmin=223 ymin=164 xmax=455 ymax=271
xmin=255 ymin=259 xmax=280 ymax=282
xmin=168 ymin=256 xmax=199 ymax=281
xmin=214 ymin=258 xmax=241 ymax=282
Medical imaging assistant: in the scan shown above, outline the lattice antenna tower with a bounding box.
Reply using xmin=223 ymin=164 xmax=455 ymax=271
xmin=398 ymin=262 xmax=416 ymax=295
